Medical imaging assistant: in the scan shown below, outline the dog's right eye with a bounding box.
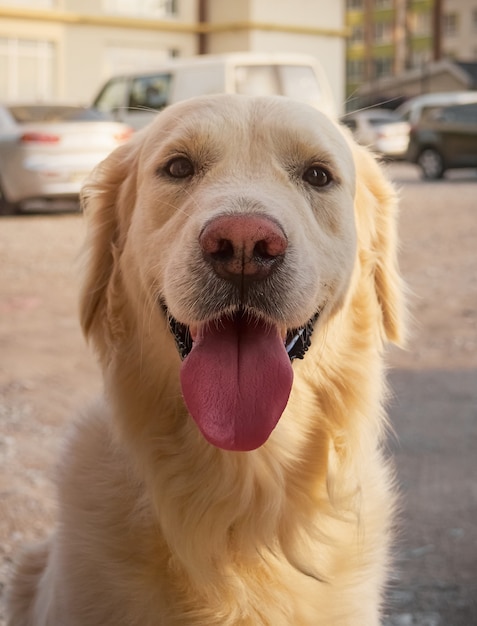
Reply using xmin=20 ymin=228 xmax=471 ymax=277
xmin=164 ymin=156 xmax=195 ymax=179
xmin=302 ymin=165 xmax=333 ymax=188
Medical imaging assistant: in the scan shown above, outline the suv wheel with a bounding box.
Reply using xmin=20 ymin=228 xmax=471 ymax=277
xmin=417 ymin=148 xmax=445 ymax=180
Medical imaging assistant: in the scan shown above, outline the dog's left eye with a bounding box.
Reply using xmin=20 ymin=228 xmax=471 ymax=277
xmin=164 ymin=156 xmax=195 ymax=179
xmin=303 ymin=165 xmax=332 ymax=188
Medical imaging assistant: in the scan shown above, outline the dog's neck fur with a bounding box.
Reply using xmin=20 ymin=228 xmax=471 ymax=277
xmin=96 ymin=267 xmax=389 ymax=618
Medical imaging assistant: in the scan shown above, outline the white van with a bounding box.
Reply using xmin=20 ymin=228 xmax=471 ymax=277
xmin=396 ymin=91 xmax=477 ymax=126
xmin=92 ymin=52 xmax=336 ymax=129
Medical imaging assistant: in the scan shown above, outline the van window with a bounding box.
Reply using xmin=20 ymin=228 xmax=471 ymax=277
xmin=279 ymin=65 xmax=321 ymax=100
xmin=129 ymin=74 xmax=171 ymax=111
xmin=94 ymin=78 xmax=129 ymax=113
xmin=420 ymin=106 xmax=440 ymax=122
xmin=234 ymin=65 xmax=280 ymax=96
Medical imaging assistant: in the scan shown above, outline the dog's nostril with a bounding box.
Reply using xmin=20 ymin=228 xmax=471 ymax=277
xmin=211 ymin=238 xmax=234 ymax=261
xmin=254 ymin=239 xmax=277 ymax=260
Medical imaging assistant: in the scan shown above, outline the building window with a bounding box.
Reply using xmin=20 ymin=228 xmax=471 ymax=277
xmin=413 ymin=11 xmax=431 ymax=36
xmin=408 ymin=10 xmax=432 ymax=37
xmin=347 ymin=59 xmax=365 ymax=82
xmin=443 ymin=13 xmax=458 ymax=36
xmin=349 ymin=24 xmax=364 ymax=45
xmin=0 ymin=38 xmax=55 ymax=101
xmin=373 ymin=57 xmax=393 ymax=79
xmin=346 ymin=0 xmax=362 ymax=9
xmin=103 ymin=0 xmax=178 ymax=18
xmin=375 ymin=0 xmax=392 ymax=8
xmin=473 ymin=9 xmax=477 ymax=30
xmin=410 ymin=49 xmax=432 ymax=69
xmin=373 ymin=20 xmax=393 ymax=44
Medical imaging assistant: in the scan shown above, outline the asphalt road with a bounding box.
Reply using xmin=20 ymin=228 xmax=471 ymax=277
xmin=0 ymin=162 xmax=476 ymax=626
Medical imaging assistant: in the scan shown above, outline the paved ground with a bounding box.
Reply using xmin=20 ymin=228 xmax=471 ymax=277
xmin=381 ymin=165 xmax=477 ymax=626
xmin=0 ymin=163 xmax=476 ymax=625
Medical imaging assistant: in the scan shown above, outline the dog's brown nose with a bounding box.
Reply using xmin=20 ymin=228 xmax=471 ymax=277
xmin=200 ymin=214 xmax=287 ymax=282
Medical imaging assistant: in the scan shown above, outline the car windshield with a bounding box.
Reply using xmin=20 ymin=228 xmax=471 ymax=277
xmin=8 ymin=106 xmax=112 ymax=123
xmin=368 ymin=115 xmax=401 ymax=126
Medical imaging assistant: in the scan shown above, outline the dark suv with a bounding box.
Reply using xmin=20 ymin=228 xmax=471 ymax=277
xmin=406 ymin=102 xmax=477 ymax=179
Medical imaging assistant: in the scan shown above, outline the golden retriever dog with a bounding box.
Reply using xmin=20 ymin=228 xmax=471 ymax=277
xmin=7 ymin=94 xmax=405 ymax=625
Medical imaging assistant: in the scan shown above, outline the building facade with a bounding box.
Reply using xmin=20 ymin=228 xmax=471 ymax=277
xmin=345 ymin=0 xmax=477 ymax=109
xmin=443 ymin=0 xmax=477 ymax=59
xmin=0 ymin=0 xmax=347 ymax=111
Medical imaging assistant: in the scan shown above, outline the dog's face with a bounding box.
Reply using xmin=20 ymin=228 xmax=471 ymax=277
xmin=132 ymin=97 xmax=357 ymax=328
xmin=80 ymin=95 xmax=401 ymax=452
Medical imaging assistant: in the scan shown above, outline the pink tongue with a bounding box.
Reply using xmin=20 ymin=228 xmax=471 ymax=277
xmin=180 ymin=316 xmax=293 ymax=451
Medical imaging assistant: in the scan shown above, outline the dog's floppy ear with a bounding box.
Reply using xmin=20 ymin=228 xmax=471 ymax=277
xmin=79 ymin=137 xmax=140 ymax=352
xmin=351 ymin=142 xmax=406 ymax=346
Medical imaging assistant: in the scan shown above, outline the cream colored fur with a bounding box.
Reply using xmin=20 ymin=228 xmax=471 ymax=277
xmin=7 ymin=95 xmax=405 ymax=626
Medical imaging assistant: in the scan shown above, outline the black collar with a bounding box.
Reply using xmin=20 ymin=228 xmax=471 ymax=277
xmin=164 ymin=306 xmax=319 ymax=362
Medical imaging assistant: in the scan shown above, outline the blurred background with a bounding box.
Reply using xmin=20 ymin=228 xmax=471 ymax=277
xmin=0 ymin=0 xmax=346 ymax=109
xmin=0 ymin=0 xmax=476 ymax=113
xmin=1 ymin=0 xmax=477 ymax=210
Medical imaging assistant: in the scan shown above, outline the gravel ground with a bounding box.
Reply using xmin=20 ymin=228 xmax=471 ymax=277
xmin=0 ymin=163 xmax=476 ymax=625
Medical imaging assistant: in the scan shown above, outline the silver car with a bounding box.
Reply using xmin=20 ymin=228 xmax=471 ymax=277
xmin=340 ymin=108 xmax=410 ymax=159
xmin=0 ymin=104 xmax=133 ymax=213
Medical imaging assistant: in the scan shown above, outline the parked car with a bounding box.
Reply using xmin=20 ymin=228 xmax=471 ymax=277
xmin=92 ymin=52 xmax=336 ymax=130
xmin=406 ymin=102 xmax=477 ymax=179
xmin=395 ymin=91 xmax=477 ymax=127
xmin=0 ymin=104 xmax=133 ymax=212
xmin=340 ymin=108 xmax=410 ymax=158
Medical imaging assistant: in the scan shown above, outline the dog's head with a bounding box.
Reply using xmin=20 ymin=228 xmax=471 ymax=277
xmin=80 ymin=95 xmax=403 ymax=451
